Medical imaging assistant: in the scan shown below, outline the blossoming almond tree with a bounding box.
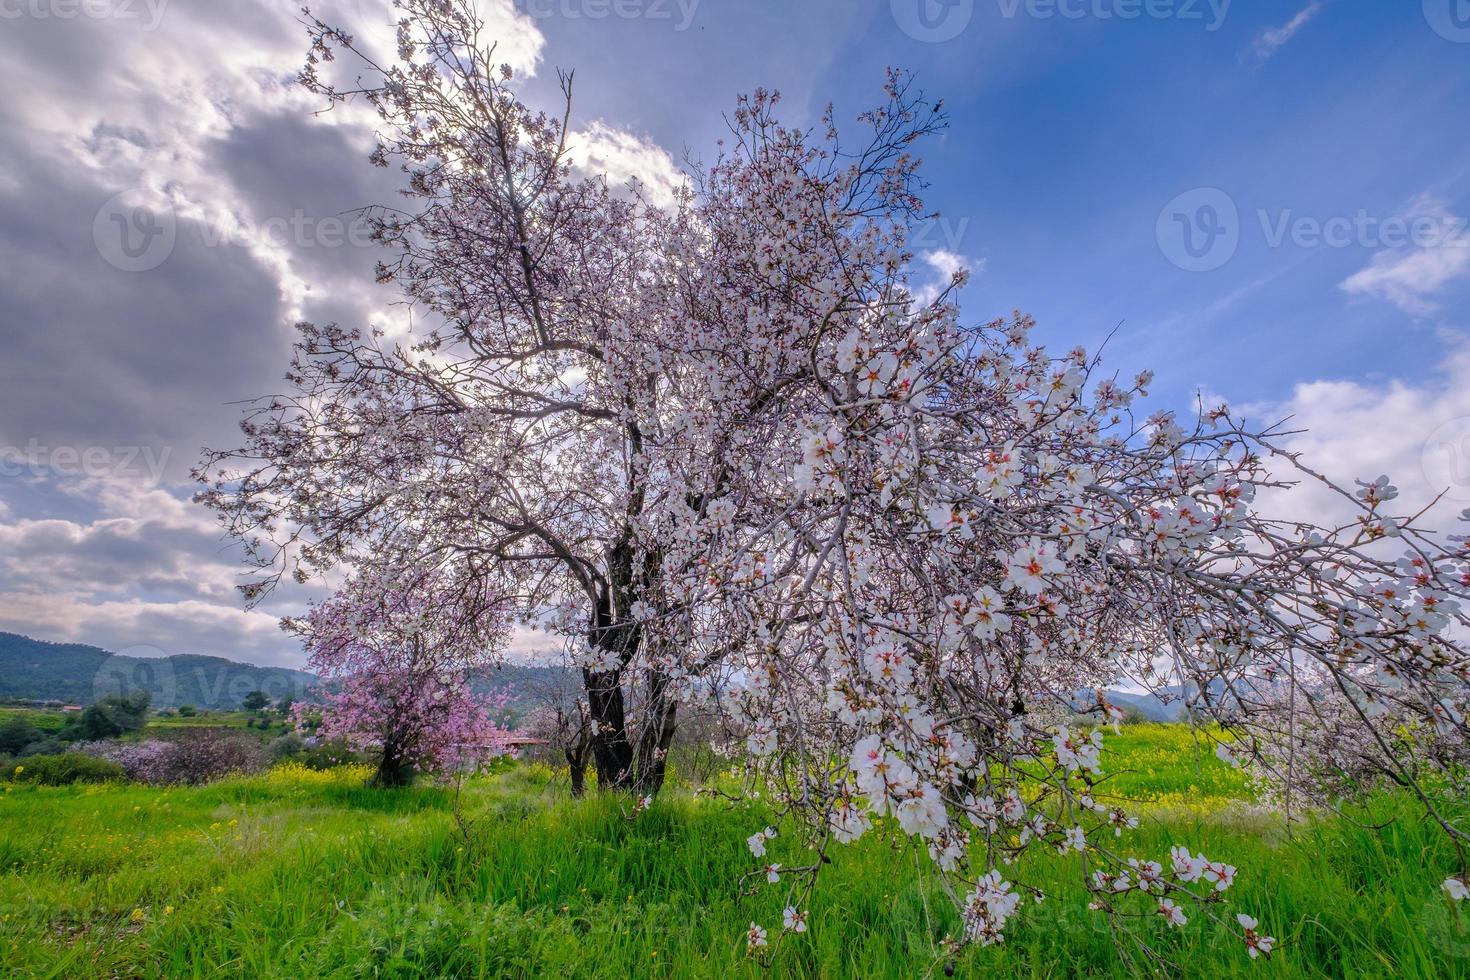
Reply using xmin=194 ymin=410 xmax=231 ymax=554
xmin=199 ymin=0 xmax=708 ymax=793
xmin=195 ymin=0 xmax=1470 ymax=961
xmin=289 ymin=568 xmax=513 ymax=787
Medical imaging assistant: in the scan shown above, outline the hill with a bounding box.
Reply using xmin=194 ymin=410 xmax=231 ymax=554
xmin=0 ymin=632 xmax=317 ymax=710
xmin=1104 ymin=689 xmax=1186 ymax=723
xmin=0 ymin=632 xmax=567 ymax=715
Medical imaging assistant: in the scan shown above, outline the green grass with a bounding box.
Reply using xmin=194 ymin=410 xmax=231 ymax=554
xmin=0 ymin=706 xmax=291 ymax=740
xmin=143 ymin=711 xmax=290 ymax=736
xmin=0 ymin=707 xmax=68 ymax=733
xmin=1 ymin=725 xmax=1467 ymax=978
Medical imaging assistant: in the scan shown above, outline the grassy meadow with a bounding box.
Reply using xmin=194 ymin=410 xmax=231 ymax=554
xmin=1 ymin=723 xmax=1468 ymax=978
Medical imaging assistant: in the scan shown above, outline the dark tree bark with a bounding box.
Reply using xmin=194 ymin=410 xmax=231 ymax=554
xmin=373 ymin=732 xmax=417 ymax=788
xmin=566 ymin=746 xmax=588 ymax=798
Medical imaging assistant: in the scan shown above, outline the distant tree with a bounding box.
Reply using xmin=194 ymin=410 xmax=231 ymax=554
xmin=288 ymin=569 xmax=515 ymax=788
xmin=521 ymin=663 xmax=594 ymax=797
xmin=0 ymin=716 xmax=40 ymax=756
xmin=242 ymin=690 xmax=270 ymax=712
xmin=72 ymin=692 xmax=150 ymax=740
xmin=275 ymin=696 xmax=295 ymax=718
xmin=177 ymin=704 xmax=197 ymax=717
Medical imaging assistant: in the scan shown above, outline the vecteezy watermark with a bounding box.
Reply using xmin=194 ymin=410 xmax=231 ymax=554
xmin=93 ymin=191 xmax=176 ymax=273
xmin=93 ymin=647 xmax=179 ymax=713
xmin=352 ymin=0 xmax=402 ymax=52
xmin=1156 ymin=187 xmax=1240 ymax=272
xmin=911 ymin=216 xmax=974 ymax=255
xmin=1157 ymin=188 xmax=1470 ymax=272
xmin=996 ymin=0 xmax=1230 ymax=30
xmin=1422 ymin=417 xmax=1470 ymax=505
xmin=192 ymin=210 xmax=380 ymax=252
xmin=93 ymin=191 xmax=382 ymax=273
xmin=1423 ymin=0 xmax=1470 ymax=43
xmin=0 ymin=440 xmax=172 ymax=485
xmin=895 ymin=0 xmax=1230 ymax=42
xmin=0 ymin=0 xmax=168 ymax=29
xmin=891 ymin=0 xmax=975 ymax=42
xmin=92 ymin=646 xmax=314 ymax=712
xmin=1257 ymin=209 xmax=1469 ymax=251
xmin=517 ymin=0 xmax=700 ymax=31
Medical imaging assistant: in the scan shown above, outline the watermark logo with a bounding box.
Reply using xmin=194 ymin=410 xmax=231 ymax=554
xmin=1157 ymin=187 xmax=1239 ymax=272
xmin=0 ymin=440 xmax=171 ymax=485
xmin=193 ymin=209 xmax=379 ymax=252
xmin=90 ymin=646 xmax=313 ymax=713
xmin=518 ymin=0 xmax=701 ymax=31
xmin=353 ymin=0 xmax=403 ymax=53
xmin=1158 ymin=188 xmax=1469 ymax=272
xmin=891 ymin=0 xmax=974 ymax=42
xmin=93 ymin=191 xmax=175 ymax=273
xmin=1422 ymin=417 xmax=1470 ymax=504
xmin=996 ymin=0 xmax=1230 ymax=31
xmin=1423 ymin=0 xmax=1470 ymax=43
xmin=93 ymin=193 xmax=384 ymax=273
xmin=93 ymin=646 xmax=179 ymax=713
xmin=1259 ymin=209 xmax=1468 ymax=251
xmin=911 ymin=216 xmax=974 ymax=254
xmin=0 ymin=0 xmax=168 ymax=30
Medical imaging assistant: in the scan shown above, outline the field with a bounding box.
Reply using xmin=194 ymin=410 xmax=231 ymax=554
xmin=2 ymin=724 xmax=1467 ymax=978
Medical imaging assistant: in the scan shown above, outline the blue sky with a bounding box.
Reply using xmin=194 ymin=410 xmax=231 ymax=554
xmin=1 ymin=0 xmax=1468 ymax=666
xmin=518 ymin=0 xmax=1470 ymax=407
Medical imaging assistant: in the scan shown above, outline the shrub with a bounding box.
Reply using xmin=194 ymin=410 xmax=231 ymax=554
xmin=5 ymin=753 xmax=125 ymax=785
xmin=77 ymin=730 xmax=268 ymax=785
xmin=69 ymin=693 xmax=150 ymax=740
xmin=177 ymin=705 xmax=197 ymax=717
xmin=293 ymin=737 xmax=367 ymax=771
xmin=160 ymin=730 xmax=268 ymax=783
xmin=269 ymin=731 xmax=305 ymax=761
xmin=18 ymin=736 xmax=67 ymax=758
xmin=0 ymin=717 xmax=41 ymax=755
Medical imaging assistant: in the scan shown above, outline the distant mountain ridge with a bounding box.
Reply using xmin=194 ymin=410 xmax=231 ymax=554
xmin=0 ymin=632 xmax=567 ymax=714
xmin=1103 ymin=689 xmax=1186 ymax=723
xmin=0 ymin=632 xmax=317 ymax=710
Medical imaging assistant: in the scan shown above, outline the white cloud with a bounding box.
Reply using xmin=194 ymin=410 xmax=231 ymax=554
xmin=0 ymin=470 xmax=315 ymax=660
xmin=1246 ymin=2 xmax=1323 ymax=64
xmin=914 ymin=249 xmax=985 ymax=306
xmin=0 ymin=0 xmax=545 ymax=322
xmin=567 ymin=121 xmax=687 ymax=208
xmin=1339 ymin=197 xmax=1470 ymax=316
xmin=0 ymin=591 xmax=300 ymax=667
xmin=1238 ymin=335 xmax=1470 ymax=534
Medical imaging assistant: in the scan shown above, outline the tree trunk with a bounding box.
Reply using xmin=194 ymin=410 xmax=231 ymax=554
xmin=373 ymin=734 xmax=416 ymax=788
xmin=584 ymin=665 xmax=636 ymax=790
xmin=582 ymin=665 xmax=680 ymax=795
xmin=582 ymin=542 xmax=681 ymax=794
xmin=630 ymin=668 xmax=679 ymax=794
xmin=567 ymin=747 xmax=587 ymax=798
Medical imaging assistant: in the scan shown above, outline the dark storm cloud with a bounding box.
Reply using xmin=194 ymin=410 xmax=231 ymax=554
xmin=200 ymin=107 xmax=413 ymax=338
xmin=0 ymin=150 xmax=291 ymax=481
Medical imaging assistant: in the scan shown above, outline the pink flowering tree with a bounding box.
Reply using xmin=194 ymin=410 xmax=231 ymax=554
xmin=196 ymin=0 xmax=1470 ymax=960
xmin=290 ymin=569 xmax=514 ymax=787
